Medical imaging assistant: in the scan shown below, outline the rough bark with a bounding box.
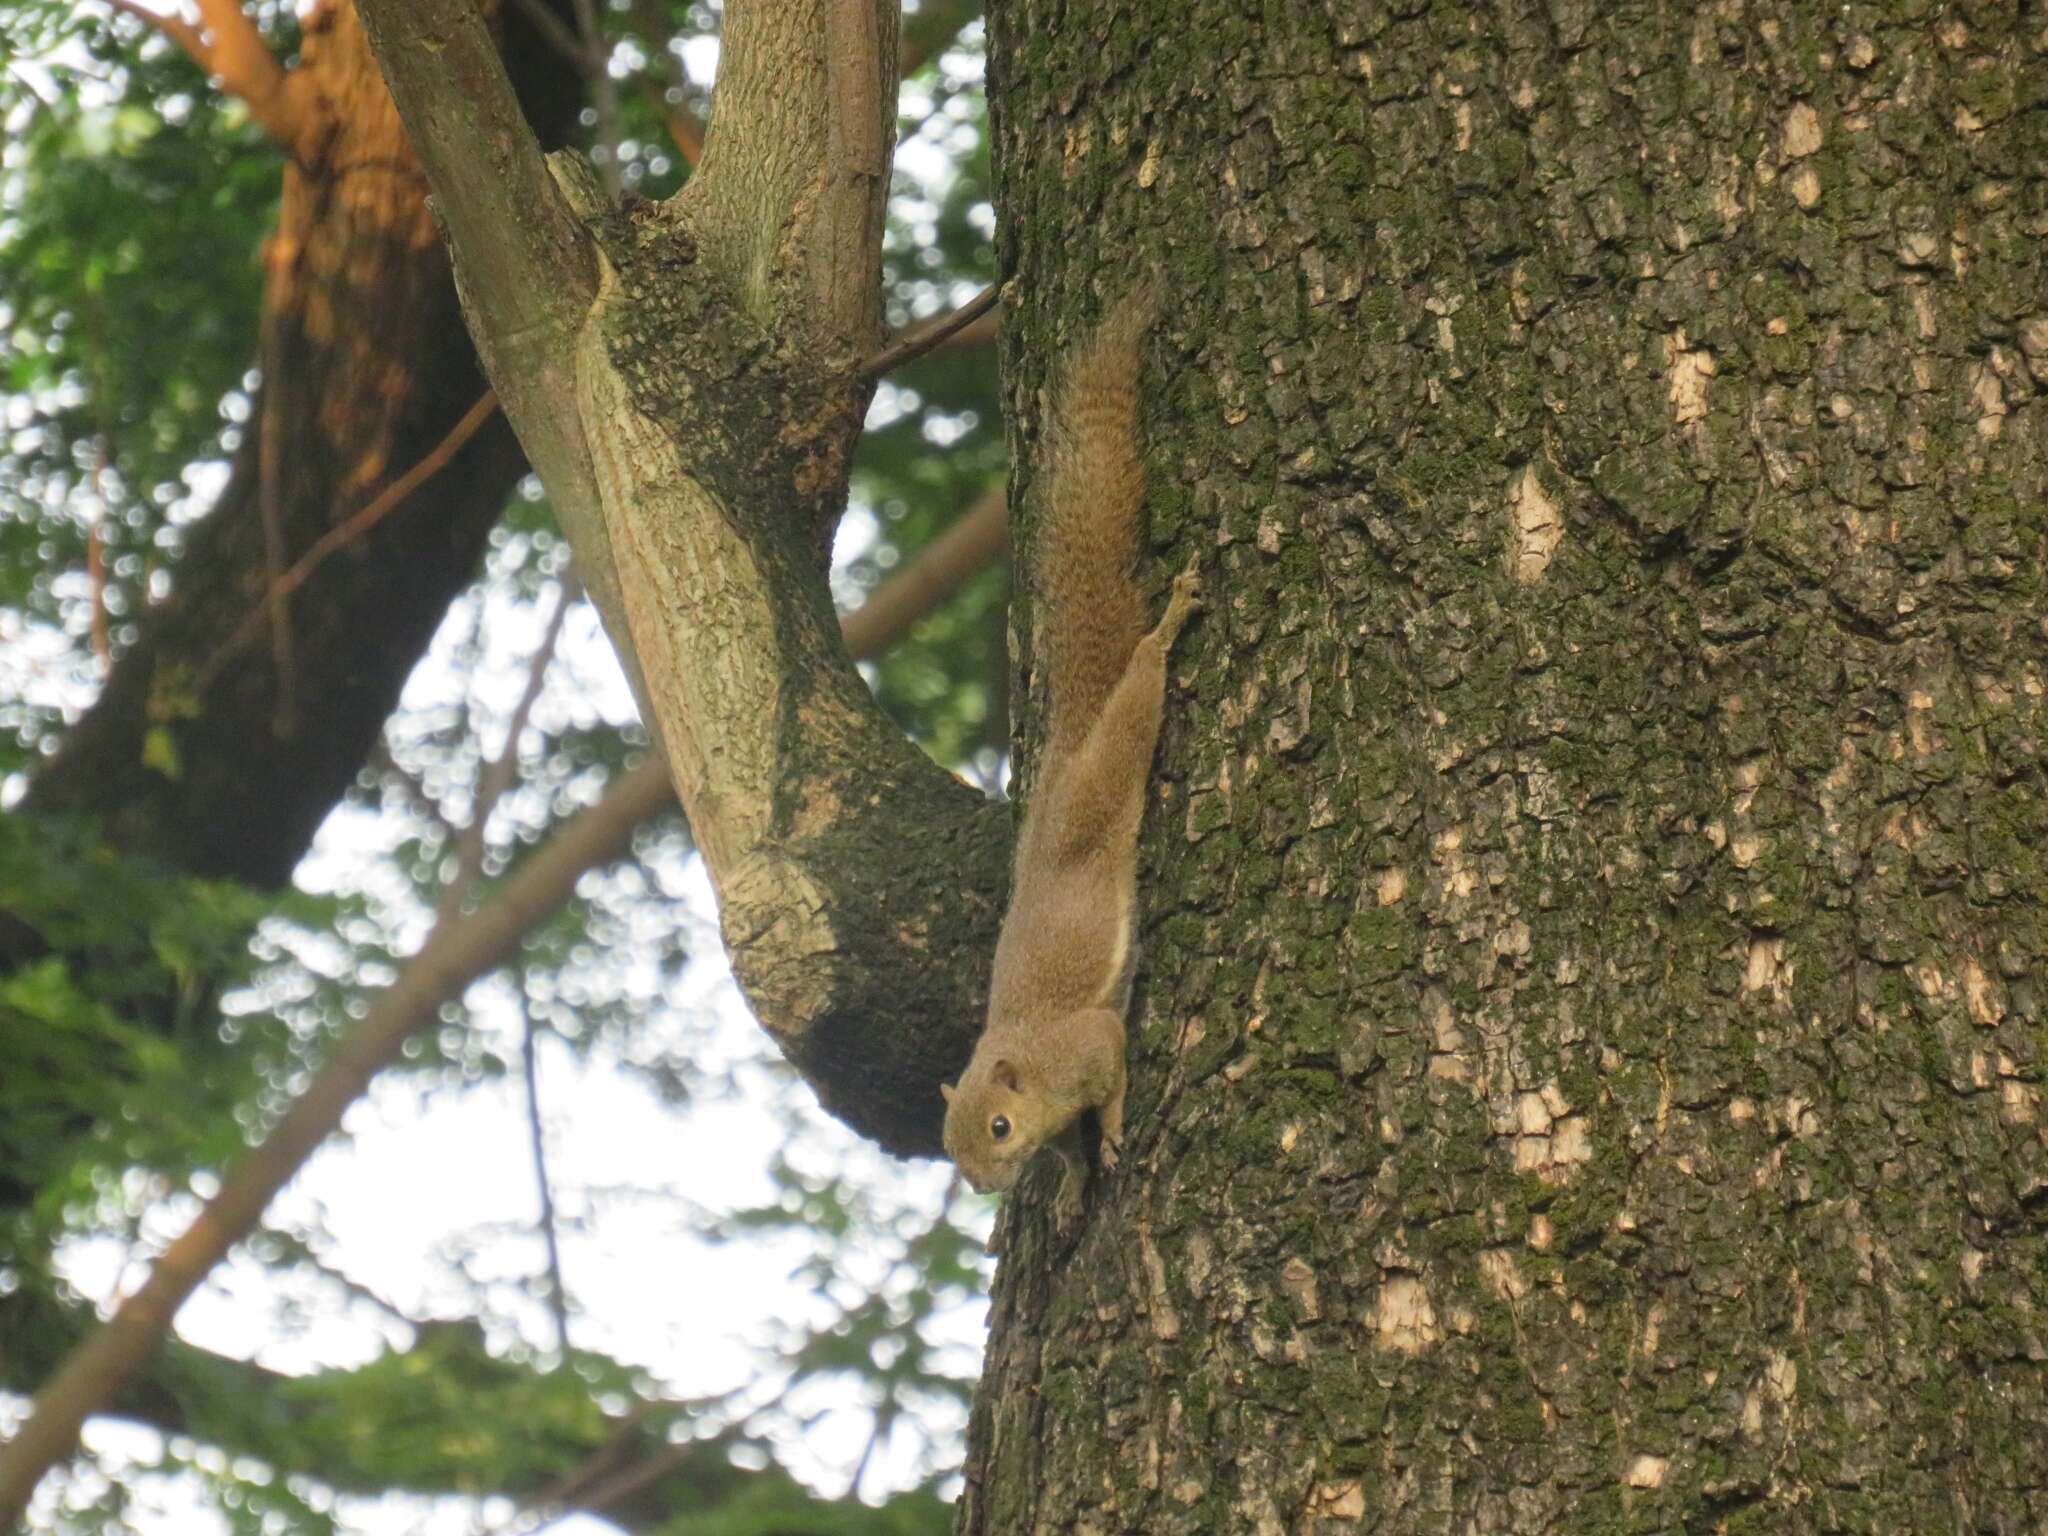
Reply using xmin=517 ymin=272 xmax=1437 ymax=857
xmin=964 ymin=4 xmax=2047 ymax=1532
xmin=359 ymin=0 xmax=1011 ymax=1157
xmin=23 ymin=0 xmax=580 ymax=889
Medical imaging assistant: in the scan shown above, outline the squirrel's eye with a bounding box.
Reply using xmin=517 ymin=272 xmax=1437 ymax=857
xmin=990 ymin=1115 xmax=1011 ymax=1141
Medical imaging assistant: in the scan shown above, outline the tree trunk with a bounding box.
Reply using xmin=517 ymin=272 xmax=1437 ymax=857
xmin=965 ymin=4 xmax=2047 ymax=1531
xmin=24 ymin=0 xmax=580 ymax=889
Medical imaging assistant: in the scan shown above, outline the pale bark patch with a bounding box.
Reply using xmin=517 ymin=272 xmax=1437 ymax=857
xmin=1503 ymin=1081 xmax=1591 ymax=1182
xmin=1374 ymin=1274 xmax=1441 ymax=1354
xmin=1305 ymin=1481 xmax=1366 ymax=1522
xmin=2001 ymin=1078 xmax=2038 ymax=1126
xmin=1425 ymin=985 xmax=1471 ymax=1083
xmin=1624 ymin=1453 xmax=1670 ymax=1488
xmin=1139 ymin=1229 xmax=1182 ymax=1341
xmin=1060 ymin=117 xmax=1092 ymax=175
xmin=1666 ymin=331 xmax=1716 ymax=424
xmin=1508 ymin=465 xmax=1564 ymax=583
xmin=1767 ymin=1350 xmax=1798 ymax=1402
xmin=1479 ymin=1248 xmax=1530 ymax=1301
xmin=1788 ymin=163 xmax=1821 ymax=208
xmin=1743 ymin=933 xmax=1787 ymax=998
xmin=1137 ymin=138 xmax=1163 ymax=188
xmin=1969 ymin=360 xmax=2009 ymax=438
xmin=1962 ymin=956 xmax=2007 ymax=1026
xmin=1376 ymin=866 xmax=1408 ymax=905
xmin=1900 ymin=230 xmax=1942 ymax=268
xmin=1782 ymin=101 xmax=1823 ymax=158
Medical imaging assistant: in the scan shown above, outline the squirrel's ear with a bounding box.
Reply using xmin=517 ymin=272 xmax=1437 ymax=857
xmin=991 ymin=1058 xmax=1021 ymax=1093
xmin=939 ymin=1082 xmax=956 ymax=1104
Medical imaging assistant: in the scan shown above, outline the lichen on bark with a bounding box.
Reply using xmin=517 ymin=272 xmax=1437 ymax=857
xmin=965 ymin=2 xmax=2048 ymax=1531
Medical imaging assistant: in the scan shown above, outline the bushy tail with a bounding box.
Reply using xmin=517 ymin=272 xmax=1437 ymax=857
xmin=1035 ymin=287 xmax=1156 ymax=753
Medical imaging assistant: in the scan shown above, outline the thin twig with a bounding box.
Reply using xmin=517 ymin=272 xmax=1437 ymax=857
xmin=200 ymin=389 xmax=500 ymax=697
xmin=570 ymin=0 xmax=622 ymax=195
xmin=0 ymin=485 xmax=1014 ymax=1522
xmin=522 ymin=1013 xmax=571 ymax=1354
xmin=504 ymin=0 xmax=597 ymax=80
xmin=0 ymin=748 xmax=661 ymax=1528
xmin=858 ymin=282 xmax=1000 ymax=379
xmin=438 ymin=573 xmax=574 ymax=924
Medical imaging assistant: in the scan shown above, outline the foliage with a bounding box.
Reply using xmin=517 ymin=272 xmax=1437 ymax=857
xmin=0 ymin=1 xmax=1005 ymax=1531
xmin=0 ymin=811 xmax=331 ymax=1229
xmin=1 ymin=2 xmax=279 ymax=774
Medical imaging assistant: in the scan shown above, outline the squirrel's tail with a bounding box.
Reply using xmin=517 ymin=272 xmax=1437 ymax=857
xmin=1035 ymin=287 xmax=1156 ymax=753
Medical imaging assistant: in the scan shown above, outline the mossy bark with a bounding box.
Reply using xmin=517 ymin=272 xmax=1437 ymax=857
xmin=966 ymin=3 xmax=2047 ymax=1531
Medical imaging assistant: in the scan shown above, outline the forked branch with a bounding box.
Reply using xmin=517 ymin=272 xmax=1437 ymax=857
xmin=358 ymin=0 xmax=1011 ymax=1157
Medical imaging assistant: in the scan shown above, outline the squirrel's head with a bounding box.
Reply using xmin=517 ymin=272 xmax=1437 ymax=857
xmin=940 ymin=1056 xmax=1044 ymax=1194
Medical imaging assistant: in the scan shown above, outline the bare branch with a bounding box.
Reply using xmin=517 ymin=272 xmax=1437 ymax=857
xmin=0 ymin=751 xmax=657 ymax=1526
xmin=684 ymin=0 xmax=897 ymax=350
xmin=378 ymin=0 xmax=1003 ymax=1168
xmin=356 ymin=0 xmax=648 ymax=729
xmin=354 ymin=0 xmax=594 ymax=331
xmin=839 ymin=485 xmax=1006 ymax=659
xmin=437 ymin=573 xmax=575 ymax=924
xmin=570 ymin=0 xmax=623 ymax=195
xmin=199 ymin=389 xmax=502 ymax=697
xmin=102 ymin=0 xmax=211 ymax=74
xmin=350 ymin=0 xmax=597 ymax=475
xmin=0 ymin=478 xmax=1011 ymax=1516
xmin=522 ymin=1014 xmax=572 ymax=1354
xmin=189 ymin=0 xmax=305 ymax=148
xmin=859 ymin=282 xmax=1000 ymax=379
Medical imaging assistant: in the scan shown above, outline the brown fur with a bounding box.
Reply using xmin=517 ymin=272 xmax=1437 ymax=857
xmin=942 ymin=290 xmax=1200 ymax=1230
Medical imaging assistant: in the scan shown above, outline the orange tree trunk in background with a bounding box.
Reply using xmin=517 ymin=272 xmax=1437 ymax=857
xmin=964 ymin=3 xmax=2047 ymax=1530
xmin=24 ymin=0 xmax=580 ymax=888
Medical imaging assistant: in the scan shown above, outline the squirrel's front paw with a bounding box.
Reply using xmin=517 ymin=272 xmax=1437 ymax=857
xmin=1159 ymin=565 xmax=1203 ymax=647
xmin=1097 ymin=1132 xmax=1122 ymax=1174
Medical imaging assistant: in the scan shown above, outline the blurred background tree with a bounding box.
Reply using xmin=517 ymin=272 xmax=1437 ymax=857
xmin=1 ymin=0 xmax=1005 ymax=1528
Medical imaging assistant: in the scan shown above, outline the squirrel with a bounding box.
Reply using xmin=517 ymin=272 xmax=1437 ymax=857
xmin=941 ymin=289 xmax=1201 ymax=1230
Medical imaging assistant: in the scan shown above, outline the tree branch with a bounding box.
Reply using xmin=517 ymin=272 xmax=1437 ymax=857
xmin=0 ymin=485 xmax=1008 ymax=1521
xmin=860 ymin=282 xmax=1000 ymax=379
xmin=108 ymin=0 xmax=308 ymax=150
xmin=200 ymin=388 xmax=501 ymax=697
xmin=839 ymin=485 xmax=1006 ymax=658
xmin=352 ymin=0 xmax=648 ymax=726
xmin=522 ymin=1013 xmax=572 ymax=1354
xmin=189 ymin=0 xmax=305 ymax=149
xmin=365 ymin=0 xmax=1009 ymax=1159
xmin=103 ymin=0 xmax=211 ymax=75
xmin=0 ymin=765 xmax=653 ymax=1526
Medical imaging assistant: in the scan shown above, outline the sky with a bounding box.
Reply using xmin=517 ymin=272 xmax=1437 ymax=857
xmin=35 ymin=553 xmax=995 ymax=1534
xmin=5 ymin=11 xmax=1002 ymax=1526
